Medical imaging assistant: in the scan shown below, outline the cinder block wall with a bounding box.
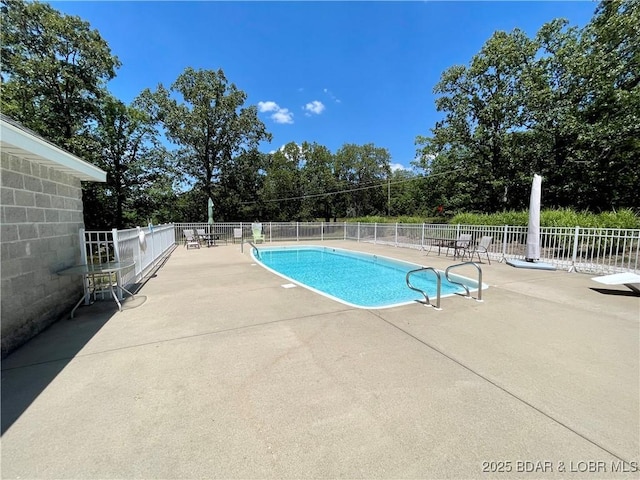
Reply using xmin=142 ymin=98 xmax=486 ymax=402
xmin=1 ymin=151 xmax=85 ymax=357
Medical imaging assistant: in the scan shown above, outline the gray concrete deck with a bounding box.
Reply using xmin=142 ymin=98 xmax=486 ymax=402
xmin=1 ymin=240 xmax=638 ymax=479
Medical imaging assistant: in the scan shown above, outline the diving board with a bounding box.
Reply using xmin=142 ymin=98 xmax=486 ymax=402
xmin=591 ymin=272 xmax=640 ymax=294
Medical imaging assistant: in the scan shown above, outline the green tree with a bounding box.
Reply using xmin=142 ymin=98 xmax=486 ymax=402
xmin=299 ymin=142 xmax=338 ymax=221
xmin=1 ymin=0 xmax=120 ymax=151
xmin=417 ymin=0 xmax=639 ymax=213
xmin=388 ymin=169 xmax=424 ymax=217
xmin=571 ymin=0 xmax=639 ymax=209
xmin=218 ymin=148 xmax=268 ymax=221
xmin=260 ymin=143 xmax=304 ymax=221
xmin=82 ymin=95 xmax=172 ymax=229
xmin=417 ymin=29 xmax=539 ymax=213
xmin=334 ymin=143 xmax=391 ymax=217
xmin=524 ymin=1 xmax=639 ymax=211
xmin=146 ymin=67 xmax=272 ymax=204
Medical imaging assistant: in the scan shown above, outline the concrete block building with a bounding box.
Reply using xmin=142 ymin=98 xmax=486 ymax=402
xmin=1 ymin=115 xmax=106 ymax=357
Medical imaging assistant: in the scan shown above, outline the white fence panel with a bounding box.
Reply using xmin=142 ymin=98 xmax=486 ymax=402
xmin=81 ymin=224 xmax=176 ymax=300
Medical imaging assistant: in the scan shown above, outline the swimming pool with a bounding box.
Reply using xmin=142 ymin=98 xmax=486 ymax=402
xmin=251 ymin=245 xmax=483 ymax=309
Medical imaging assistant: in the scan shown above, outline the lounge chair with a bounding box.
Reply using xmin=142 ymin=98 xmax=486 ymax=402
xmin=465 ymin=236 xmax=493 ymax=264
xmin=196 ymin=228 xmax=207 ymax=245
xmin=196 ymin=228 xmax=216 ymax=247
xmin=183 ymin=229 xmax=200 ymax=249
xmin=251 ymin=223 xmax=265 ymax=243
xmin=233 ymin=228 xmax=243 ymax=243
xmin=591 ymin=272 xmax=640 ymax=294
xmin=446 ymin=234 xmax=472 ymax=259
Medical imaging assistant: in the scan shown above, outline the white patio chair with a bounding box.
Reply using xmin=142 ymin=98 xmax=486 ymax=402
xmin=465 ymin=236 xmax=493 ymax=264
xmin=183 ymin=229 xmax=200 ymax=249
xmin=446 ymin=234 xmax=472 ymax=259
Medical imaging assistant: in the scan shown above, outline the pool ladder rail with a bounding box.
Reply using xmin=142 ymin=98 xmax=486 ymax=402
xmin=405 ymin=261 xmax=483 ymax=310
xmin=242 ymin=240 xmax=261 ymax=259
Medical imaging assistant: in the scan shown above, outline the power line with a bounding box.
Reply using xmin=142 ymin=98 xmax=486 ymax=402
xmin=240 ymin=167 xmax=463 ymax=205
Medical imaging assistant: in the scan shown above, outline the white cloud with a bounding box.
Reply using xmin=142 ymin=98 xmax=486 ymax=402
xmin=257 ymin=101 xmax=279 ymax=113
xmin=271 ymin=108 xmax=294 ymax=124
xmin=303 ymin=100 xmax=325 ymax=115
xmin=258 ymin=101 xmax=294 ymax=124
xmin=390 ymin=163 xmax=408 ymax=172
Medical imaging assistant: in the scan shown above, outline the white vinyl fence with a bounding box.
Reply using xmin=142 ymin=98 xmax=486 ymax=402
xmin=80 ymin=224 xmax=176 ymax=300
xmin=175 ymin=222 xmax=639 ymax=275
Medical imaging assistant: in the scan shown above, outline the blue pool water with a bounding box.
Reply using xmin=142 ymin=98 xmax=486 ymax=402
xmin=252 ymin=246 xmax=478 ymax=308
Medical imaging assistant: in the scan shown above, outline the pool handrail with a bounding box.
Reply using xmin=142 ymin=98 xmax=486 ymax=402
xmin=445 ymin=261 xmax=483 ymax=302
xmin=405 ymin=267 xmax=442 ymax=310
xmin=244 ymin=240 xmax=261 ymax=259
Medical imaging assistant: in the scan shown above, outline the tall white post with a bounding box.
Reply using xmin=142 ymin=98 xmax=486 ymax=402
xmin=569 ymin=226 xmax=580 ymax=273
xmin=112 ymin=228 xmax=123 ymax=300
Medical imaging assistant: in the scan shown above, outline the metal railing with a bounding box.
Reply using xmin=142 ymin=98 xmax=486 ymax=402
xmin=445 ymin=262 xmax=483 ymax=301
xmin=173 ymin=222 xmax=639 ymax=275
xmin=405 ymin=267 xmax=442 ymax=310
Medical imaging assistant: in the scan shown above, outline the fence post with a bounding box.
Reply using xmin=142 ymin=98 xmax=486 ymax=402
xmin=321 ymin=222 xmax=324 ymax=241
xmin=374 ymin=223 xmax=378 ymax=244
xmin=148 ymin=223 xmax=156 ymax=274
xmin=569 ymin=226 xmax=580 ymax=273
xmin=78 ymin=228 xmax=91 ymax=305
xmin=395 ymin=223 xmax=398 ymax=246
xmin=500 ymin=225 xmax=508 ymax=262
xmin=112 ymin=228 xmax=124 ymax=300
xmin=296 ymin=222 xmax=299 ymax=242
xmin=358 ymin=222 xmax=361 ymax=243
xmin=136 ymin=226 xmax=145 ymax=280
xmin=421 ymin=223 xmax=425 ymax=250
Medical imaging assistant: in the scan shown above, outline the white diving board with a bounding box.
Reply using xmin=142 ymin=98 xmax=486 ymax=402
xmin=591 ymin=272 xmax=640 ymax=294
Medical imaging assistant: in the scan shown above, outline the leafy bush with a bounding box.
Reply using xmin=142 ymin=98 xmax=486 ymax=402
xmin=344 ymin=209 xmax=639 ymax=228
xmin=347 ymin=216 xmax=426 ymax=224
xmin=450 ymin=209 xmax=639 ymax=228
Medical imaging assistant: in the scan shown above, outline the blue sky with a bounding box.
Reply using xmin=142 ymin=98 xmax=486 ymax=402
xmin=53 ymin=1 xmax=598 ymax=170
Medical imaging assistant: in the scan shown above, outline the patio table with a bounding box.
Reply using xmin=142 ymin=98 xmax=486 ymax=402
xmin=424 ymin=237 xmax=455 ymax=256
xmin=58 ymin=261 xmax=135 ymax=318
xmin=424 ymin=237 xmax=470 ymax=259
xmin=199 ymin=230 xmax=229 ymax=247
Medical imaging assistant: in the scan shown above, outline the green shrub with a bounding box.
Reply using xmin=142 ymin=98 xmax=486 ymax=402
xmin=344 ymin=209 xmax=639 ymax=228
xmin=346 ymin=216 xmax=427 ymax=224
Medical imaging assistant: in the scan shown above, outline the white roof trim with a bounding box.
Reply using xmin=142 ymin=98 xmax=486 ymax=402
xmin=0 ymin=118 xmax=106 ymax=182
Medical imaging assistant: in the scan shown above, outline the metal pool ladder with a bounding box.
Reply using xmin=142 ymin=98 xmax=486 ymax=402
xmin=406 ymin=267 xmax=442 ymax=310
xmin=242 ymin=240 xmax=261 ymax=259
xmin=405 ymin=262 xmax=483 ymax=310
xmin=445 ymin=261 xmax=483 ymax=302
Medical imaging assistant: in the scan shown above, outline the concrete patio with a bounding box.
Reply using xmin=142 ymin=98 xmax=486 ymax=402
xmin=1 ymin=240 xmax=638 ymax=479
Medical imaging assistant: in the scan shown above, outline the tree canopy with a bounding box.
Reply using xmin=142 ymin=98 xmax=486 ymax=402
xmin=144 ymin=68 xmax=272 ymax=204
xmin=416 ymin=0 xmax=639 ymax=213
xmin=2 ymin=0 xmax=637 ymax=228
xmin=1 ymin=0 xmax=120 ymax=151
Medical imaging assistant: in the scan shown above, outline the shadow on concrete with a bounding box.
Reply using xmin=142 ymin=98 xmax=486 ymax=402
xmin=590 ymin=287 xmax=640 ymax=297
xmin=1 ymin=302 xmax=117 ymax=435
xmin=0 ymin=252 xmax=170 ymax=435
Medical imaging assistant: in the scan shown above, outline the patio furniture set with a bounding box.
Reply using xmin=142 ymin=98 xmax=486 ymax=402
xmin=425 ymin=234 xmax=493 ymax=264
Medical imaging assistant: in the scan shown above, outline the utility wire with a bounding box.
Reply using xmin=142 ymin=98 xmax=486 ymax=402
xmin=240 ymin=167 xmax=463 ymax=205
